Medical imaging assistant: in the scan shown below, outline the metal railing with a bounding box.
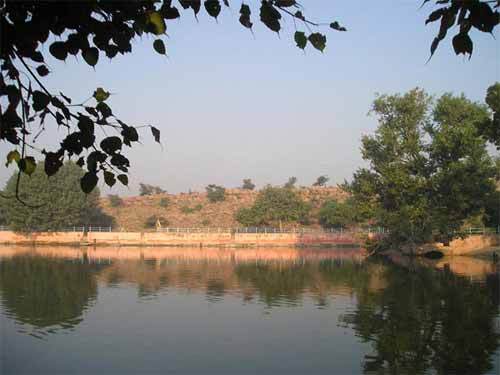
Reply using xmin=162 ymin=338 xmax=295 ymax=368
xmin=0 ymin=225 xmax=498 ymax=235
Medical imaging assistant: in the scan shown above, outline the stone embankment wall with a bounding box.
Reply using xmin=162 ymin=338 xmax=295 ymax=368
xmin=0 ymin=230 xmax=358 ymax=247
xmin=403 ymin=234 xmax=500 ymax=256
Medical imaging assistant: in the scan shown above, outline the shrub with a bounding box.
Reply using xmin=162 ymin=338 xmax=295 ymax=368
xmin=108 ymin=194 xmax=123 ymax=207
xmin=313 ymin=175 xmax=329 ymax=187
xmin=181 ymin=204 xmax=203 ymax=214
xmin=206 ymin=184 xmax=225 ymax=203
xmin=242 ymin=178 xmax=255 ymax=190
xmin=234 ymin=186 xmax=310 ymax=227
xmin=283 ymin=176 xmax=297 ymax=189
xmin=159 ymin=197 xmax=170 ymax=208
xmin=318 ymin=199 xmax=356 ymax=229
xmin=139 ymin=183 xmax=166 ymax=196
xmin=180 ymin=205 xmax=195 ymax=214
xmin=144 ymin=216 xmax=169 ymax=229
xmin=201 ymin=219 xmax=211 ymax=226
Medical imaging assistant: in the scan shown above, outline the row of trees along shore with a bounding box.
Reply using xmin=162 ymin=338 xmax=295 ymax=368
xmin=1 ymin=85 xmax=498 ymax=253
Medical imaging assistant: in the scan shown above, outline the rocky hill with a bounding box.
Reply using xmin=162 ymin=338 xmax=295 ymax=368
xmin=101 ymin=187 xmax=348 ymax=232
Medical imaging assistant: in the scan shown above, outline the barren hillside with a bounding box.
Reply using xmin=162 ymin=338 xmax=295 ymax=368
xmin=101 ymin=187 xmax=348 ymax=231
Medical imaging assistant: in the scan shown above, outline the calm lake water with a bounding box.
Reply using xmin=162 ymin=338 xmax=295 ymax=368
xmin=0 ymin=246 xmax=499 ymax=375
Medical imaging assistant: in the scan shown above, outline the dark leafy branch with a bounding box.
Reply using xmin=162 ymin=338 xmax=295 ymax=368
xmin=423 ymin=0 xmax=500 ymax=59
xmin=0 ymin=1 xmax=497 ymax=198
xmin=0 ymin=0 xmax=345 ymax=196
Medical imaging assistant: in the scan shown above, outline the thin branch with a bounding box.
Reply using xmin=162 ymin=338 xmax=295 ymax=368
xmin=15 ymin=75 xmax=44 ymax=209
xmin=276 ymin=5 xmax=328 ymax=27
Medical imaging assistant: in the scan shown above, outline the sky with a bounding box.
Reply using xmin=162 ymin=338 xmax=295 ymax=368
xmin=1 ymin=1 xmax=499 ymax=195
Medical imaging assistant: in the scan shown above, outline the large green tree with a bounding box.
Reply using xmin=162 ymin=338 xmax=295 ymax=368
xmin=347 ymin=88 xmax=497 ymax=248
xmin=477 ymin=82 xmax=500 ymax=148
xmin=0 ymin=1 xmax=497 ymax=200
xmin=0 ymin=161 xmax=112 ymax=232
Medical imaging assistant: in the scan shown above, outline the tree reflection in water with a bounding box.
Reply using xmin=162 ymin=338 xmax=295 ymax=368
xmin=0 ymin=254 xmax=102 ymax=333
xmin=340 ymin=260 xmax=500 ymax=374
xmin=0 ymin=248 xmax=498 ymax=373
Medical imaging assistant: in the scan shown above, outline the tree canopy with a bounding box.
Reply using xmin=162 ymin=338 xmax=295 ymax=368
xmin=1 ymin=1 xmax=498 ymax=201
xmin=318 ymin=198 xmax=356 ymax=229
xmin=346 ymin=86 xmax=497 ymax=248
xmin=0 ymin=161 xmax=112 ymax=232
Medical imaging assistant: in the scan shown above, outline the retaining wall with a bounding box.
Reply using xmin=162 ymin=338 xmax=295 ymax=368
xmin=0 ymin=230 xmax=358 ymax=247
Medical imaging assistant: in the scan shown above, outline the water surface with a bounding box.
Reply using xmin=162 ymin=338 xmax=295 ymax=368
xmin=1 ymin=247 xmax=499 ymax=374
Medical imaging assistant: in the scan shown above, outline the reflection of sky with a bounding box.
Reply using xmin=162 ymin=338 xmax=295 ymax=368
xmin=1 ymin=1 xmax=498 ymax=194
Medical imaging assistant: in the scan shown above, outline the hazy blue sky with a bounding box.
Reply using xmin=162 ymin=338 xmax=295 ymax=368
xmin=1 ymin=1 xmax=499 ymax=194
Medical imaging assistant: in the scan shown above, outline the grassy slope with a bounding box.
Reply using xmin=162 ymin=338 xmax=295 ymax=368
xmin=101 ymin=187 xmax=348 ymax=231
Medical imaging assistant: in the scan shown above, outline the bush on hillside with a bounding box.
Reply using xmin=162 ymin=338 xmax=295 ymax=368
xmin=108 ymin=194 xmax=123 ymax=207
xmin=206 ymin=184 xmax=225 ymax=203
xmin=159 ymin=197 xmax=170 ymax=208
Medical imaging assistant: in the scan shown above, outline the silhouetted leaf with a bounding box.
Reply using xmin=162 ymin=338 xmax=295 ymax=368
xmin=117 ymin=174 xmax=128 ymax=186
xmin=49 ymin=41 xmax=67 ymax=60
xmin=121 ymin=125 xmax=139 ymax=146
xmin=100 ymin=136 xmax=122 ymax=155
xmin=452 ymin=32 xmax=473 ymax=57
xmin=308 ymin=33 xmax=326 ymax=52
xmin=85 ymin=106 xmax=98 ymax=117
xmin=104 ymin=171 xmax=116 ymax=187
xmin=82 ymin=47 xmax=99 ymax=67
xmin=426 ymin=9 xmax=445 ymax=24
xmin=36 ymin=65 xmax=49 ymax=77
xmin=294 ymin=31 xmax=307 ymax=49
xmin=429 ymin=36 xmax=441 ymax=58
xmin=151 ymin=126 xmax=161 ymax=143
xmin=76 ymin=156 xmax=85 ymax=167
xmin=191 ymin=0 xmax=201 ymax=15
xmin=110 ymin=154 xmax=130 ymax=167
xmin=276 ymin=0 xmax=295 ymax=7
xmin=77 ymin=115 xmax=94 ymax=135
xmin=295 ymin=11 xmax=305 ymax=20
xmin=5 ymin=150 xmax=20 ymax=167
xmin=148 ymin=11 xmax=166 ymax=34
xmin=239 ymin=4 xmax=253 ymax=28
xmin=153 ymin=39 xmax=166 ymax=55
xmin=32 ymin=90 xmax=50 ymax=111
xmin=205 ymin=0 xmax=221 ymax=18
xmin=161 ymin=4 xmax=180 ymax=19
xmin=81 ymin=172 xmax=98 ymax=193
xmin=260 ymin=2 xmax=281 ymax=32
xmin=330 ymin=21 xmax=347 ymax=31
xmin=87 ymin=151 xmax=107 ymax=172
xmin=93 ymin=87 xmax=110 ymax=102
xmin=96 ymin=102 xmax=112 ymax=118
xmin=19 ymin=156 xmax=36 ymax=176
xmin=44 ymin=152 xmax=63 ymax=176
